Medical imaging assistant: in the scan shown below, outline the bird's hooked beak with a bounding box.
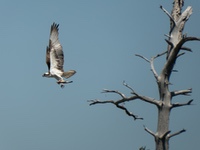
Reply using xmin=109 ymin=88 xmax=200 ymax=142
xmin=42 ymin=72 xmax=50 ymax=77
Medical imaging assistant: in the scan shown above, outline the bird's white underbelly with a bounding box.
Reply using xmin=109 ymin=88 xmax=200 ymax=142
xmin=50 ymin=68 xmax=61 ymax=74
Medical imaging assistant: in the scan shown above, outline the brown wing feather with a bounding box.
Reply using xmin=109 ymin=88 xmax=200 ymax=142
xmin=62 ymin=70 xmax=76 ymax=79
xmin=46 ymin=46 xmax=50 ymax=72
xmin=49 ymin=22 xmax=64 ymax=72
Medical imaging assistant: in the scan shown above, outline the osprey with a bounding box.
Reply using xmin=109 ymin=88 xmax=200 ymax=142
xmin=42 ymin=22 xmax=76 ymax=88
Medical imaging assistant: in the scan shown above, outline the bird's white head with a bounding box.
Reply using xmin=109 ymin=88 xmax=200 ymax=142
xmin=42 ymin=72 xmax=52 ymax=78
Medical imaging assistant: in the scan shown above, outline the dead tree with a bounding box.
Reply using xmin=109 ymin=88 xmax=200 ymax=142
xmin=89 ymin=0 xmax=200 ymax=150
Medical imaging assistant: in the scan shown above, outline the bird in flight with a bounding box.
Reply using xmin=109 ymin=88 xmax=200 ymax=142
xmin=43 ymin=22 xmax=76 ymax=88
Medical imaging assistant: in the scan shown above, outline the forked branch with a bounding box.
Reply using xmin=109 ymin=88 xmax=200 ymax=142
xmin=135 ymin=52 xmax=166 ymax=81
xmin=88 ymin=82 xmax=161 ymax=120
xmin=89 ymin=99 xmax=143 ymax=120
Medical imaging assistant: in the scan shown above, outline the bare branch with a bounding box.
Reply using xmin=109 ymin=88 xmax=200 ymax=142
xmin=89 ymin=95 xmax=138 ymax=106
xmin=102 ymin=89 xmax=126 ymax=99
xmin=168 ymin=129 xmax=186 ymax=139
xmin=171 ymin=88 xmax=192 ymax=97
xmin=182 ymin=36 xmax=200 ymax=44
xmin=89 ymin=99 xmax=115 ymax=106
xmin=150 ymin=57 xmax=159 ymax=80
xmin=171 ymin=99 xmax=193 ymax=109
xmin=164 ymin=34 xmax=170 ymax=38
xmin=177 ymin=6 xmax=192 ymax=24
xmin=154 ymin=51 xmax=168 ymax=58
xmin=123 ymin=81 xmax=135 ymax=93
xmin=181 ymin=46 xmax=192 ymax=52
xmin=135 ymin=54 xmax=150 ymax=63
xmin=150 ymin=51 xmax=167 ymax=81
xmin=172 ymin=70 xmax=178 ymax=72
xmin=116 ymin=96 xmax=138 ymax=104
xmin=165 ymin=39 xmax=174 ymax=49
xmin=139 ymin=146 xmax=147 ymax=150
xmin=116 ymin=104 xmax=143 ymax=120
xmin=144 ymin=125 xmax=156 ymax=138
xmin=137 ymin=95 xmax=161 ymax=107
xmin=176 ymin=52 xmax=185 ymax=58
xmin=160 ymin=5 xmax=175 ymax=27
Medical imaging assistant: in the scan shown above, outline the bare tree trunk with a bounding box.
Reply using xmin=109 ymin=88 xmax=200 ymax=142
xmin=155 ymin=76 xmax=171 ymax=150
xmin=89 ymin=0 xmax=200 ymax=150
xmin=155 ymin=1 xmax=195 ymax=149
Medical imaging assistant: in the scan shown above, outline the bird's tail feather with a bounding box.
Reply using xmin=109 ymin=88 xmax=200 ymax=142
xmin=62 ymin=70 xmax=76 ymax=79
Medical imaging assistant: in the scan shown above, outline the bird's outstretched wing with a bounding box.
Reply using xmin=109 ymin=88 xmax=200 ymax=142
xmin=49 ymin=23 xmax=64 ymax=72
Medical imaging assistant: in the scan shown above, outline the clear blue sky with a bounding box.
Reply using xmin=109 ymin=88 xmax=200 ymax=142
xmin=0 ymin=0 xmax=199 ymax=150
